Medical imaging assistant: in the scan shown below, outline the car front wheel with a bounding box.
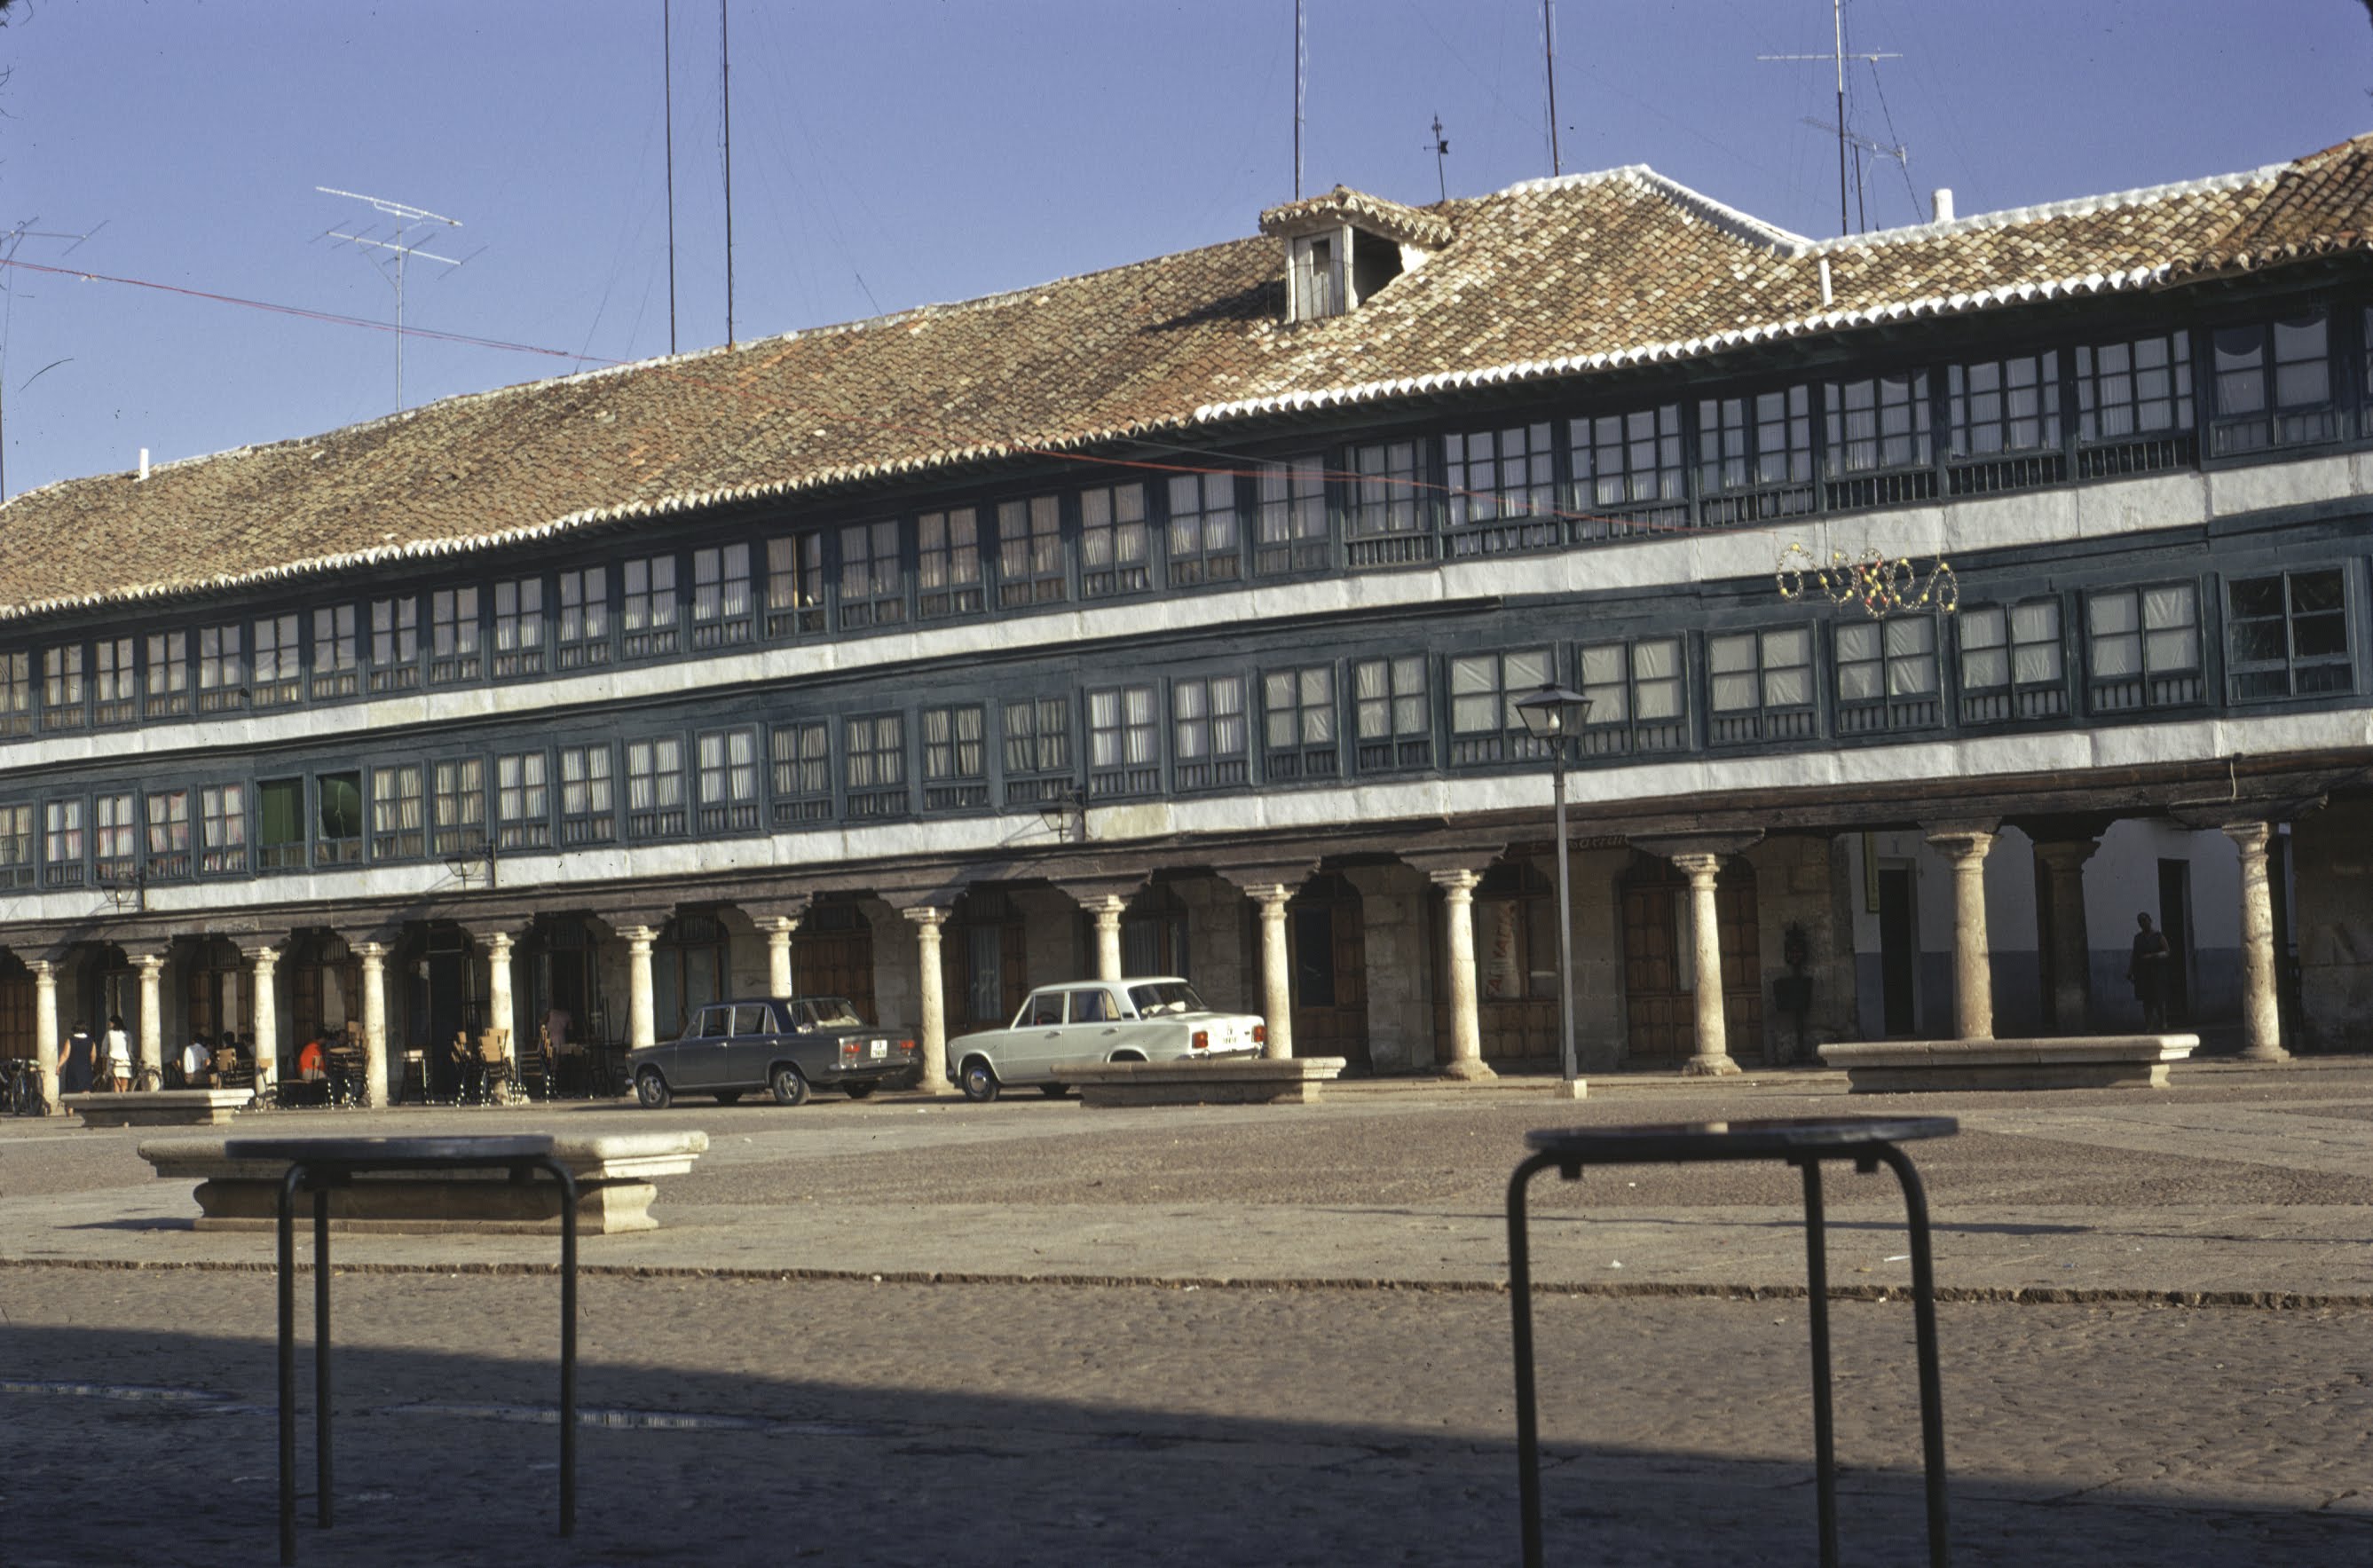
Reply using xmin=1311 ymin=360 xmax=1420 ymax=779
xmin=770 ymin=1065 xmax=810 ymax=1107
xmin=635 ymin=1068 xmax=671 ymax=1110
xmin=960 ymin=1059 xmax=999 ymax=1102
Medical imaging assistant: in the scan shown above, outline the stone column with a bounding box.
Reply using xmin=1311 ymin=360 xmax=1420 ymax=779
xmin=133 ymin=952 xmax=166 ymax=1089
xmin=904 ymin=907 xmax=954 ymax=1094
xmin=485 ymin=931 xmax=516 ymax=1071
xmin=1673 ymin=854 xmax=1741 ymax=1076
xmin=1255 ymin=886 xmax=1294 ymax=1060
xmin=31 ymin=958 xmax=59 ymax=1113
xmin=1430 ymin=870 xmax=1493 ymax=1081
xmin=763 ymin=915 xmax=799 ymax=998
xmin=1925 ymin=827 xmax=1997 ymax=1041
xmin=1086 ymin=896 xmax=1126 ymax=982
xmin=2223 ymin=821 xmax=2290 ymax=1062
xmin=358 ymin=942 xmax=389 ymax=1107
xmin=247 ymin=944 xmax=280 ymax=1091
xmin=2033 ymin=839 xmax=2100 ymax=1035
xmin=625 ymin=926 xmax=658 ymax=1051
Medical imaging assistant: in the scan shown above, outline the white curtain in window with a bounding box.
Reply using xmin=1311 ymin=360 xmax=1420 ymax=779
xmin=1632 ymin=639 xmax=1682 ymax=720
xmin=1123 ymin=687 xmax=1155 ymax=765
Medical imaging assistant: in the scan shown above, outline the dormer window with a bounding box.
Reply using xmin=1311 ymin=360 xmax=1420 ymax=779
xmin=1259 ymin=185 xmax=1452 ymax=325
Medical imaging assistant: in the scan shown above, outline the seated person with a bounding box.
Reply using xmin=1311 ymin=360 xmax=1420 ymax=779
xmin=296 ymin=1037 xmax=327 ymax=1081
xmin=179 ymin=1039 xmax=215 ymax=1089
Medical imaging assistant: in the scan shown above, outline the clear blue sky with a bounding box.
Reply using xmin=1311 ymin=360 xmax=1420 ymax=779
xmin=1 ymin=0 xmax=2367 ymax=501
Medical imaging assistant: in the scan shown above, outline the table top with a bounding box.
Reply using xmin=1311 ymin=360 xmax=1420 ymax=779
xmin=222 ymin=1134 xmax=561 ymax=1169
xmin=1524 ymin=1115 xmax=1958 ymax=1163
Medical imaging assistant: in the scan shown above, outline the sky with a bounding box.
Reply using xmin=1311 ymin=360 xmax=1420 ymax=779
xmin=0 ymin=0 xmax=2368 ymax=502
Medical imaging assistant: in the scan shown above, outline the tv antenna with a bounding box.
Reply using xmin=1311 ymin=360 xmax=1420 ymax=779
xmin=1427 ymin=114 xmax=1450 ymax=202
xmin=1801 ymin=118 xmax=1909 ymax=232
xmin=0 ymin=217 xmax=106 ymax=500
xmin=314 ymin=186 xmax=477 ymax=410
xmin=1758 ymin=0 xmax=1899 ymax=235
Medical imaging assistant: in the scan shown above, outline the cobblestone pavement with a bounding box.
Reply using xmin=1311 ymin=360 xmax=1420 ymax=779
xmin=2 ymin=1064 xmax=2369 ymax=1564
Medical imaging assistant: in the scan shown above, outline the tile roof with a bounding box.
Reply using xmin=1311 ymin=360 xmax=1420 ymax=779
xmin=4 ymin=131 xmax=2370 ymax=626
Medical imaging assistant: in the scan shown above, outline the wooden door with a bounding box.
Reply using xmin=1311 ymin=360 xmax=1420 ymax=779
xmin=1289 ymin=874 xmax=1368 ymax=1069
xmin=0 ymin=971 xmax=31 ymax=1061
xmin=793 ymin=904 xmax=876 ymax=1020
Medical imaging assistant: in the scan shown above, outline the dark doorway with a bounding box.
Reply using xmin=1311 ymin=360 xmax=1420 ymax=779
xmin=1289 ymin=874 xmax=1368 ymax=1069
xmin=2156 ymin=858 xmax=2195 ymax=1025
xmin=1877 ymin=867 xmax=1919 ymax=1037
xmin=1620 ymin=856 xmax=1764 ymax=1064
xmin=793 ymin=899 xmax=876 ymax=1020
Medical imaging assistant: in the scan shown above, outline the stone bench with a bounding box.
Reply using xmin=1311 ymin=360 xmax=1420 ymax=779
xmin=1819 ymin=1035 xmax=2201 ymax=1093
xmin=64 ymin=1089 xmax=256 ymax=1128
xmin=138 ymin=1130 xmax=709 ymax=1234
xmin=1056 ymin=1056 xmax=1348 ymax=1107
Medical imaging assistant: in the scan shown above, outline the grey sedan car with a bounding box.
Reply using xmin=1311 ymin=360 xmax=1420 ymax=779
xmin=630 ymin=997 xmax=916 ymax=1107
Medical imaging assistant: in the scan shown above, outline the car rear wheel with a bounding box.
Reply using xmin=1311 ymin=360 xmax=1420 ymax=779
xmin=715 ymin=1091 xmax=743 ymax=1106
xmin=844 ymin=1082 xmax=878 ymax=1099
xmin=635 ymin=1068 xmax=671 ymax=1110
xmin=769 ymin=1065 xmax=810 ymax=1107
xmin=960 ymin=1059 xmax=999 ymax=1102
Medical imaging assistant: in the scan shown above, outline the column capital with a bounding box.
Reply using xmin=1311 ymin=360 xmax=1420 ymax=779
xmin=243 ymin=943 xmax=281 ymax=971
xmin=130 ymin=950 xmax=168 ymax=975
xmin=484 ymin=929 xmax=516 ymax=957
xmin=1923 ymin=827 xmax=1998 ymax=862
xmin=758 ymin=912 xmax=803 ymax=939
xmin=902 ymin=905 xmax=950 ymax=930
xmin=2221 ymin=819 xmax=2274 ymax=854
xmin=1250 ymin=884 xmax=1294 ymax=913
xmin=1669 ymin=851 xmax=1723 ymax=884
xmin=622 ymin=925 xmax=658 ymax=951
xmin=1428 ymin=868 xmax=1480 ymax=899
xmin=1083 ymin=894 xmax=1127 ymax=924
xmin=355 ymin=941 xmax=389 ymax=963
xmin=28 ymin=957 xmax=56 ymax=981
xmin=2032 ymin=838 xmax=2101 ymax=875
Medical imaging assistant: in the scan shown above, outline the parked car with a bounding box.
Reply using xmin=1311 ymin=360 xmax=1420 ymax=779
xmin=945 ymin=977 xmax=1265 ymax=1101
xmin=629 ymin=997 xmax=915 ymax=1107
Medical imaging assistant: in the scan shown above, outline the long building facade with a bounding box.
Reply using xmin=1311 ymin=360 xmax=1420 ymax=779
xmin=7 ymin=136 xmax=2373 ymax=1103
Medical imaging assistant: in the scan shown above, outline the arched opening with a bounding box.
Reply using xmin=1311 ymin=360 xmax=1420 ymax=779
xmin=1620 ymin=855 xmax=1763 ymax=1066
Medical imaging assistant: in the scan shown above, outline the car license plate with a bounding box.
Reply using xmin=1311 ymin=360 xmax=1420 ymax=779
xmin=869 ymin=1039 xmax=887 ymax=1059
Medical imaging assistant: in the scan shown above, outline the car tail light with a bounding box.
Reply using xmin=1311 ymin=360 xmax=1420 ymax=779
xmin=1192 ymin=1030 xmax=1209 ymax=1051
xmin=1252 ymin=1023 xmax=1266 ymax=1044
xmin=840 ymin=1039 xmax=860 ymax=1060
xmin=898 ymin=1038 xmax=916 ymax=1054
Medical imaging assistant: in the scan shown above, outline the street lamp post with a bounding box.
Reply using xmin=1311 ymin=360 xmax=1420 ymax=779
xmin=1516 ymin=682 xmax=1592 ymax=1091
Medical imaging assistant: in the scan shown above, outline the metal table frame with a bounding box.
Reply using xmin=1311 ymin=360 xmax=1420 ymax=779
xmin=224 ymin=1135 xmax=579 ymax=1566
xmin=1507 ymin=1115 xmax=1958 ymax=1568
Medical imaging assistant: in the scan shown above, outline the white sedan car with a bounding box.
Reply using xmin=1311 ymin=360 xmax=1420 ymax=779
xmin=946 ymin=977 xmax=1265 ymax=1101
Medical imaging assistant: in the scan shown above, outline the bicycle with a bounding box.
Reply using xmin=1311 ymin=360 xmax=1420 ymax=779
xmin=3 ymin=1058 xmax=47 ymax=1117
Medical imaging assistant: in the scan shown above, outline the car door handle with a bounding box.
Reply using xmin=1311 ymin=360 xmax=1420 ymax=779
xmin=1101 ymin=1028 xmax=1118 ymax=1036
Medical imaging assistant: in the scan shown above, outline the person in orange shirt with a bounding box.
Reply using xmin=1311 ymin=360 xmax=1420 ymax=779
xmin=296 ymin=1037 xmax=327 ymax=1080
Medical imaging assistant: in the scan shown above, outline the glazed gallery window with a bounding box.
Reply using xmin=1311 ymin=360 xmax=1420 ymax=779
xmin=314 ymin=773 xmax=363 ymax=866
xmin=920 ymin=705 xmax=989 ymax=810
xmin=1262 ymin=666 xmax=1338 ymax=780
xmin=2227 ymin=569 xmax=2352 ymax=701
xmin=1353 ymin=654 xmax=1431 ymax=770
xmin=997 ymin=496 xmax=1066 ymax=608
xmin=1080 ymin=484 xmax=1151 ymax=596
xmin=1165 ymin=472 xmax=1242 ymax=587
xmin=2076 ymin=330 xmax=2194 ymax=446
xmin=1002 ymin=697 xmax=1073 ymax=806
xmin=1086 ymin=685 xmax=1158 ymax=797
xmin=428 ymin=589 xmax=481 ymax=684
xmin=843 ymin=714 xmax=908 ymax=818
xmin=145 ymin=789 xmax=192 ymax=879
xmin=2085 ymin=584 xmax=2201 ymax=711
xmin=917 ymin=508 xmax=984 ymax=619
xmin=765 ymin=533 xmax=826 ymax=636
xmin=622 ymin=555 xmax=681 ymax=658
xmin=94 ymin=793 xmax=138 ymax=879
xmin=1576 ymin=638 xmax=1685 ymax=752
xmin=1570 ymin=405 xmax=1684 ymax=529
xmin=556 ymin=568 xmax=611 ymax=669
xmin=43 ymin=799 xmax=84 ymax=884
xmin=250 ymin=613 xmax=301 ymax=706
xmin=1957 ymin=601 xmax=2066 ymax=722
xmin=369 ymin=597 xmax=420 ymax=691
xmin=91 ymin=637 xmax=136 ymax=725
xmin=1825 ymin=371 xmax=1932 ymax=474
xmin=559 ymin=745 xmax=616 ymax=844
xmin=1698 ymin=387 xmax=1814 ymax=497
xmin=200 ymin=784 xmax=246 ymax=875
xmin=689 ymin=544 xmax=752 ymax=649
xmin=2211 ymin=311 xmax=2334 ymax=455
xmin=1948 ymin=351 xmax=2060 ymax=456
xmin=695 ymin=728 xmax=759 ymax=831
xmin=493 ymin=579 xmax=547 ymax=675
xmin=432 ymin=758 xmax=488 ymax=855
xmin=1836 ymin=619 xmax=1939 ymax=704
xmin=1448 ymin=647 xmax=1550 ymax=765
xmin=1445 ymin=423 xmax=1555 ymax=526
xmin=0 ymin=802 xmax=32 ymax=886
xmin=0 ymin=651 xmax=28 ymax=737
xmin=840 ymin=519 xmax=907 ymax=629
xmin=626 ymin=737 xmax=687 ymax=837
xmin=1253 ymin=457 xmax=1328 ymax=575
xmin=769 ymin=722 xmax=832 ymax=824
xmin=370 ymin=764 xmax=424 ymax=860
xmin=310 ymin=606 xmax=359 ymax=699
xmin=41 ymin=644 xmax=83 ymax=729
xmin=255 ymin=778 xmax=304 ymax=871
xmin=1171 ymin=675 xmax=1247 ymax=791
xmin=1345 ymin=440 xmax=1422 ymax=537
xmin=1708 ymin=627 xmax=1816 ymax=744
xmin=144 ymin=632 xmax=190 ymax=718
xmin=196 ymin=625 xmax=245 ymax=713
xmin=496 ymin=752 xmax=552 ymax=848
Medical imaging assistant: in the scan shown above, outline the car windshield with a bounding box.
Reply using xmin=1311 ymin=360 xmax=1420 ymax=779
xmin=1126 ymin=981 xmax=1207 ymax=1015
xmin=802 ymin=997 xmax=863 ymax=1028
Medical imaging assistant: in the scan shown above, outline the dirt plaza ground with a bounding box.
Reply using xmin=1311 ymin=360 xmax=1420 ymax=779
xmin=2 ymin=1063 xmax=2369 ymax=1565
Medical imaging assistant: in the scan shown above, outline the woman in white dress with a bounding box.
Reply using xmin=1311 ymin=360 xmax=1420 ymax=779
xmin=102 ymin=1014 xmax=134 ymax=1091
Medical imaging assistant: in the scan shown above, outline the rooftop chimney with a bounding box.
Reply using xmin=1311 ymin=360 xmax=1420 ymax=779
xmin=1932 ymin=187 xmax=1955 ymax=224
xmin=138 ymin=448 xmax=150 ymax=482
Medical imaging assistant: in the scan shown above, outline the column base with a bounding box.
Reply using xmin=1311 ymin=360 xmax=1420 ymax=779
xmin=1546 ymin=1076 xmax=1589 ymax=1100
xmin=2237 ymin=1042 xmax=2293 ymax=1064
xmin=1439 ymin=1059 xmax=1497 ymax=1083
xmin=1681 ymin=1052 xmax=1742 ymax=1077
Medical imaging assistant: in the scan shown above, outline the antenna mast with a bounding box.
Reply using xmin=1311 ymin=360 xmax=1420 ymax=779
xmin=721 ymin=0 xmax=737 ymax=349
xmin=665 ymin=0 xmax=679 ymax=356
xmin=315 ymin=187 xmax=469 ymax=410
xmin=1293 ymin=0 xmax=1306 ymax=200
xmin=1429 ymin=115 xmax=1450 ymax=202
xmin=1757 ymin=0 xmax=1899 ymax=236
xmin=1542 ymin=0 xmax=1560 ymax=177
